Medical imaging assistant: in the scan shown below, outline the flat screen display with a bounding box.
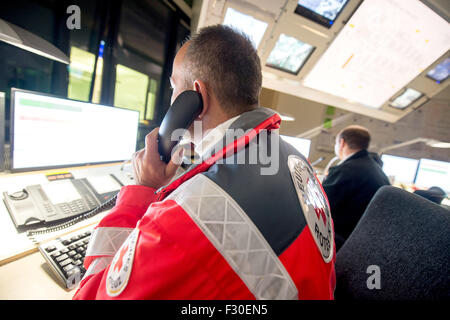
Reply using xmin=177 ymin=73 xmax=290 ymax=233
xmin=389 ymin=88 xmax=423 ymax=109
xmin=266 ymin=34 xmax=315 ymax=75
xmin=381 ymin=154 xmax=419 ymax=184
xmin=281 ymin=135 xmax=311 ymax=158
xmin=414 ymin=158 xmax=450 ymax=193
xmin=11 ymin=89 xmax=139 ymax=171
xmin=295 ymin=0 xmax=349 ymax=28
xmin=426 ymin=57 xmax=450 ymax=83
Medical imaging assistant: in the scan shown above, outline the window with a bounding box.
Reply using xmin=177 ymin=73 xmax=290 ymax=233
xmin=114 ymin=64 xmax=149 ymax=121
xmin=146 ymin=79 xmax=158 ymax=120
xmin=67 ymin=46 xmax=96 ymax=102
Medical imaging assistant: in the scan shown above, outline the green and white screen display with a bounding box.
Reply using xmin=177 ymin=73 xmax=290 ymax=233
xmin=12 ymin=90 xmax=139 ymax=170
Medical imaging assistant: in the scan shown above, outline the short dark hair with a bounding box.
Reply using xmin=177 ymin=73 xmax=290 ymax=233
xmin=338 ymin=126 xmax=371 ymax=151
xmin=183 ymin=25 xmax=262 ymax=115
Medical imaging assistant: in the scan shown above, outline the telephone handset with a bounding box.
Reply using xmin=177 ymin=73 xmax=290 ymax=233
xmin=157 ymin=90 xmax=203 ymax=163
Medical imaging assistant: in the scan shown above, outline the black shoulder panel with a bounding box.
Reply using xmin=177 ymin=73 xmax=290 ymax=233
xmin=203 ymin=133 xmax=308 ymax=256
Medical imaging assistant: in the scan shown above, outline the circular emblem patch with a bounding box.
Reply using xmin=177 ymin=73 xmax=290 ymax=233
xmin=106 ymin=229 xmax=139 ymax=297
xmin=288 ymin=155 xmax=334 ymax=263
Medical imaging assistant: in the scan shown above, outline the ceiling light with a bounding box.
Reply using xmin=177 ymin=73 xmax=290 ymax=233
xmin=223 ymin=7 xmax=268 ymax=49
xmin=266 ymin=34 xmax=314 ymax=75
xmin=427 ymin=141 xmax=450 ymax=149
xmin=303 ymin=0 xmax=450 ymax=108
xmin=0 ymin=18 xmax=69 ymax=64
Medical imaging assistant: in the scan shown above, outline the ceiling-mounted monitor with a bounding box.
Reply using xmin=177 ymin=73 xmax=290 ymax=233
xmin=426 ymin=57 xmax=450 ymax=84
xmin=303 ymin=0 xmax=450 ymax=109
xmin=223 ymin=7 xmax=268 ymax=49
xmin=266 ymin=34 xmax=315 ymax=75
xmin=294 ymin=0 xmax=349 ymax=28
xmin=389 ymin=88 xmax=423 ymax=109
xmin=380 ymin=154 xmax=419 ymax=184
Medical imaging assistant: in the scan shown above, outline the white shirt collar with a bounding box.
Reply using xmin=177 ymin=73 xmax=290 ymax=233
xmin=179 ymin=115 xmax=240 ymax=161
xmin=194 ymin=115 xmax=240 ymax=158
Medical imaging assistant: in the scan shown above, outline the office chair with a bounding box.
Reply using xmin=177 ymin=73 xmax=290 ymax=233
xmin=335 ymin=186 xmax=450 ymax=300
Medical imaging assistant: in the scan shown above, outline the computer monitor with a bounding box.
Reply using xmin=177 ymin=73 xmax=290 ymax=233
xmin=10 ymin=88 xmax=140 ymax=171
xmin=380 ymin=154 xmax=419 ymax=185
xmin=294 ymin=0 xmax=349 ymax=28
xmin=414 ymin=158 xmax=450 ymax=193
xmin=281 ymin=135 xmax=311 ymax=158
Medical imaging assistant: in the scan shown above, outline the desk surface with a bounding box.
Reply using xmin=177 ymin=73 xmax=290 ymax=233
xmin=0 ymin=163 xmax=134 ymax=299
xmin=0 ymin=250 xmax=76 ymax=299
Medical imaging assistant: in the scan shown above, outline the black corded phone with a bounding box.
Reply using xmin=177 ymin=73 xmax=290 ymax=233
xmin=4 ymin=90 xmax=203 ymax=237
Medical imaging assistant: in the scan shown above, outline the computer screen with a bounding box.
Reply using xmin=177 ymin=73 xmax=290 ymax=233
xmin=389 ymin=88 xmax=423 ymax=109
xmin=11 ymin=89 xmax=139 ymax=171
xmin=281 ymin=135 xmax=311 ymax=158
xmin=294 ymin=0 xmax=349 ymax=28
xmin=266 ymin=34 xmax=315 ymax=75
xmin=381 ymin=154 xmax=419 ymax=184
xmin=414 ymin=158 xmax=450 ymax=193
xmin=426 ymin=57 xmax=450 ymax=83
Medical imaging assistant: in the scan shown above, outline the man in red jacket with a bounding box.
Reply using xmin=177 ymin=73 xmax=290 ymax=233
xmin=73 ymin=25 xmax=336 ymax=300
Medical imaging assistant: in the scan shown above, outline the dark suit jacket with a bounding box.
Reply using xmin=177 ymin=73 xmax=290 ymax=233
xmin=322 ymin=150 xmax=390 ymax=250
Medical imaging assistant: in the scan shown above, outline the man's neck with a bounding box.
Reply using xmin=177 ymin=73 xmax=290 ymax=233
xmin=340 ymin=149 xmax=361 ymax=163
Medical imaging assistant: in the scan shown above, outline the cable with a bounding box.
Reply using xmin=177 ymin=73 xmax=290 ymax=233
xmin=26 ymin=193 xmax=118 ymax=240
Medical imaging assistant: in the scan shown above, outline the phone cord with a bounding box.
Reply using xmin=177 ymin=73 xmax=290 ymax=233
xmin=26 ymin=194 xmax=118 ymax=244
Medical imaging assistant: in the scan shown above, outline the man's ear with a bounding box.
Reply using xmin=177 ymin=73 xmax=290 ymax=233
xmin=339 ymin=138 xmax=346 ymax=150
xmin=193 ymin=80 xmax=209 ymax=120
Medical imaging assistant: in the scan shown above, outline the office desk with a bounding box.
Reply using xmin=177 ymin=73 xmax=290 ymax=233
xmin=0 ymin=163 xmax=134 ymax=299
xmin=0 ymin=251 xmax=75 ymax=300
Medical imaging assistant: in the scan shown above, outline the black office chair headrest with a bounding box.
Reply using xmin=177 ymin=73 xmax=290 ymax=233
xmin=335 ymin=186 xmax=450 ymax=300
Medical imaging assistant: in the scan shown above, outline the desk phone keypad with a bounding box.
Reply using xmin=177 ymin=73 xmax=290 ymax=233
xmin=38 ymin=227 xmax=93 ymax=290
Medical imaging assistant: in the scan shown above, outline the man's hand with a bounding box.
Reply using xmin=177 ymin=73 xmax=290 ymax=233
xmin=132 ymin=128 xmax=184 ymax=189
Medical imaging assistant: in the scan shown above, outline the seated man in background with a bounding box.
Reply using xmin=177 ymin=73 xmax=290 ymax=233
xmin=322 ymin=125 xmax=390 ymax=251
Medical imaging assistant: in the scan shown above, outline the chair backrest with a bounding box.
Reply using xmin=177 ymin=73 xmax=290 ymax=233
xmin=335 ymin=186 xmax=450 ymax=300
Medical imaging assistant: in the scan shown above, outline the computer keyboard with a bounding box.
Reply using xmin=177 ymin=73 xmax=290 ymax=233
xmin=38 ymin=227 xmax=93 ymax=290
